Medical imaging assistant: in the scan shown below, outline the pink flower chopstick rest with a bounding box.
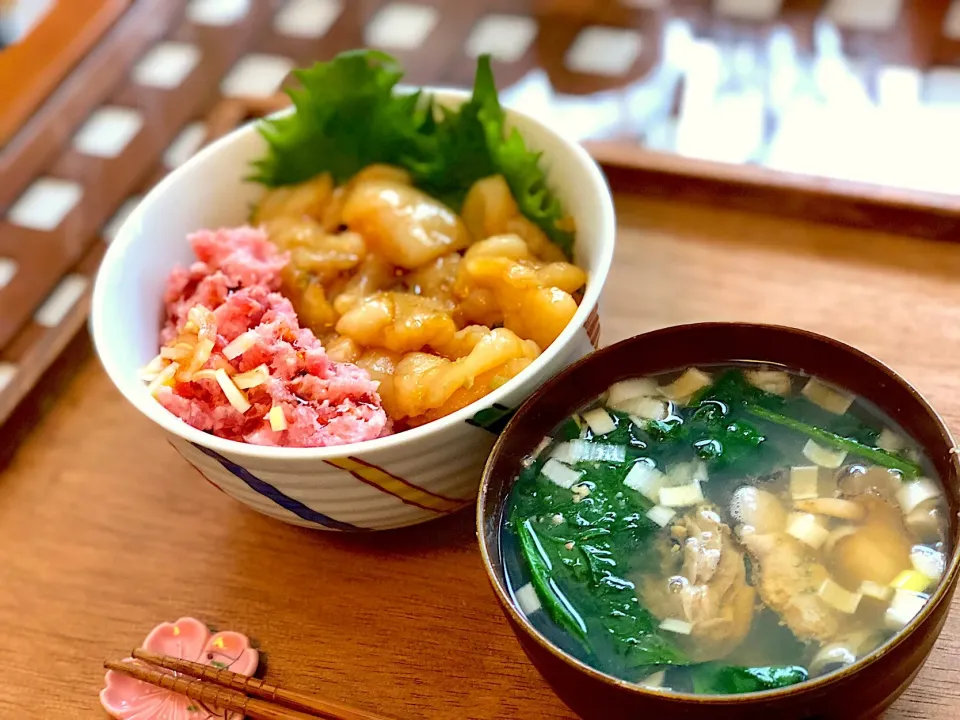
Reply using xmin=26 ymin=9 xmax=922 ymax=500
xmin=100 ymin=617 xmax=259 ymax=719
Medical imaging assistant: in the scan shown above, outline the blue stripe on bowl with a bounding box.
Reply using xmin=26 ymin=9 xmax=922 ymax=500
xmin=191 ymin=444 xmax=366 ymax=532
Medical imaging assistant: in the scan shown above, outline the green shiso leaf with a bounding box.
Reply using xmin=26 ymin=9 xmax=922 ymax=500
xmin=248 ymin=50 xmax=433 ymax=185
xmin=250 ymin=50 xmax=573 ymax=257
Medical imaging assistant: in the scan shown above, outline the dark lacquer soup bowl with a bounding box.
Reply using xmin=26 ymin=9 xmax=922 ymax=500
xmin=476 ymin=323 xmax=960 ymax=720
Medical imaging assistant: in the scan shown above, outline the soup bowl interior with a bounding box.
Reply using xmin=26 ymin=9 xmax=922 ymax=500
xmin=90 ymin=89 xmax=615 ymax=530
xmin=477 ymin=322 xmax=960 ymax=719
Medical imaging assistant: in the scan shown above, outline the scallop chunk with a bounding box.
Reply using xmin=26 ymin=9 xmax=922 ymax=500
xmin=321 ymin=332 xmax=363 ymax=363
xmin=638 ymin=506 xmax=756 ymax=662
xmin=355 ymin=348 xmax=404 ymax=420
xmin=263 ymin=217 xmax=368 ymax=333
xmin=462 ymin=175 xmax=518 ymax=241
xmin=332 ymin=255 xmax=398 ymax=315
xmin=461 ymin=174 xmax=569 ymax=262
xmin=342 ymin=180 xmax=471 ymax=269
xmin=403 ymin=252 xmax=461 ymax=310
xmin=456 ymin=249 xmax=586 ymax=349
xmin=392 ymin=327 xmax=540 ymax=419
xmin=434 ymin=325 xmax=493 ymax=360
xmin=455 ymin=287 xmax=503 ymax=329
xmin=278 ymin=258 xmax=345 ymax=334
xmin=280 ymin=279 xmax=337 ymax=333
xmin=266 ymin=217 xmax=367 ymax=284
xmin=253 ymin=172 xmax=334 ymax=224
xmin=506 ymin=216 xmax=568 ymax=263
xmin=335 ymin=292 xmax=457 ymax=354
xmin=406 ymin=356 xmax=535 ymax=427
xmin=452 ymin=236 xmax=531 ymax=329
xmin=322 ymin=164 xmax=412 ymax=231
xmin=350 ymin=164 xmax=412 ymax=187
xmin=509 ymin=287 xmax=580 ymax=350
xmin=464 ymin=233 xmax=532 ymax=262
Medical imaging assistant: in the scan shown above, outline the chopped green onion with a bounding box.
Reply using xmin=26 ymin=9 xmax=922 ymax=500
xmin=802 ymin=439 xmax=847 ymax=469
xmin=884 ymin=589 xmax=928 ymax=631
xmin=817 ymin=578 xmax=863 ymax=614
xmin=859 ymin=580 xmax=894 ymax=602
xmin=786 ymin=513 xmax=829 ymax=549
xmin=800 ymin=377 xmax=855 ymax=415
xmin=582 ymin=408 xmax=616 ymax=436
xmin=514 ymin=582 xmax=542 ymax=616
xmin=645 ymin=505 xmax=677 ymax=527
xmin=606 ymin=378 xmax=659 ymax=407
xmin=623 ymin=461 xmax=665 ymax=502
xmin=896 ymin=478 xmax=941 ymax=513
xmin=541 ymin=458 xmax=583 ymax=489
xmin=910 ymin=546 xmax=945 ymax=583
xmin=659 ymin=618 xmax=694 ymax=635
xmin=658 ymin=483 xmax=705 ymax=508
xmin=551 ymin=440 xmax=626 ymax=465
xmin=789 ymin=465 xmax=819 ymax=500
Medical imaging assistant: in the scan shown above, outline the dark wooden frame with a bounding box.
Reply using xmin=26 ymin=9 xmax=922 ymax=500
xmin=0 ymin=0 xmax=130 ymax=148
xmin=3 ymin=0 xmax=960 ymax=441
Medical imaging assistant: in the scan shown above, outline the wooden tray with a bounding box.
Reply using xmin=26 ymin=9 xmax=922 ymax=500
xmin=3 ymin=192 xmax=960 ymax=720
xmin=2 ymin=4 xmax=960 ymax=717
xmin=4 ymin=0 xmax=960 ymax=435
xmin=0 ymin=0 xmax=131 ymax=147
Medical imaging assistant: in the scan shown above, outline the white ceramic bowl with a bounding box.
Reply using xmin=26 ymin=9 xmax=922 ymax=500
xmin=91 ymin=89 xmax=616 ymax=531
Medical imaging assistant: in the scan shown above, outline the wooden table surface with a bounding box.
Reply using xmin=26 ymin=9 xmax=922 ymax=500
xmin=2 ymin=195 xmax=959 ymax=720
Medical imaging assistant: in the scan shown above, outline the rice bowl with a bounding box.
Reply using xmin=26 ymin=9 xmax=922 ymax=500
xmin=91 ymin=55 xmax=616 ymax=531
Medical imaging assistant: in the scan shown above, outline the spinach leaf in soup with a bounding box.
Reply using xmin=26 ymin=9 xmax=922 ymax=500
xmin=630 ymin=388 xmax=780 ymax=479
xmin=698 ymin=369 xmax=880 ymax=446
xmin=510 ymin=448 xmax=689 ymax=673
xmin=510 ymin=441 xmax=812 ymax=688
xmin=506 ymin=364 xmax=938 ymax=698
xmin=688 ymin=664 xmax=810 ymax=695
xmin=686 ymin=370 xmax=920 ymax=476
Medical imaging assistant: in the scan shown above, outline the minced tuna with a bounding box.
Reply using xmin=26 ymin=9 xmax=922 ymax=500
xmin=146 ymin=226 xmax=389 ymax=447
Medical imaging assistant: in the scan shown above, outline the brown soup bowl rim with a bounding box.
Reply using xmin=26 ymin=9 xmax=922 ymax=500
xmin=476 ymin=321 xmax=960 ymax=708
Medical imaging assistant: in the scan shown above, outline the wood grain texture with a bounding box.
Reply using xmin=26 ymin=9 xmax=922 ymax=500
xmin=588 ymin=143 xmax=960 ymax=242
xmin=0 ymin=0 xmax=182 ymax=209
xmin=0 ymin=0 xmax=129 ymax=148
xmin=2 ymin=196 xmax=960 ymax=719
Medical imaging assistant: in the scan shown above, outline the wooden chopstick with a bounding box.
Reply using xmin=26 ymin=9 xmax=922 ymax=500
xmin=104 ymin=659 xmax=317 ymax=720
xmin=129 ymin=649 xmax=395 ymax=720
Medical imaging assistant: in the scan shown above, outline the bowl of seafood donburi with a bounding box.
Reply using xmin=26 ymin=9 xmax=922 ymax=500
xmin=91 ymin=51 xmax=614 ymax=531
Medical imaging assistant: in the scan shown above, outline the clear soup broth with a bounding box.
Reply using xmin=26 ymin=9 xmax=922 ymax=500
xmin=502 ymin=364 xmax=950 ymax=695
